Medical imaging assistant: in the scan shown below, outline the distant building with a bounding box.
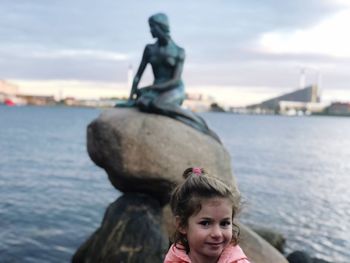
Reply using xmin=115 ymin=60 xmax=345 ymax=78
xmin=324 ymin=102 xmax=350 ymax=116
xmin=247 ymin=85 xmax=327 ymax=115
xmin=0 ymin=80 xmax=25 ymax=105
xmin=249 ymin=85 xmax=319 ymax=110
xmin=18 ymin=95 xmax=56 ymax=106
xmin=183 ymin=93 xmax=215 ymax=112
xmin=0 ymin=80 xmax=18 ymax=95
xmin=62 ymin=97 xmax=77 ymax=106
xmin=278 ymin=101 xmax=328 ymax=115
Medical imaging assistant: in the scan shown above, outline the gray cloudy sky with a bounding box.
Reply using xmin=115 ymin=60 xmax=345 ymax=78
xmin=1 ymin=0 xmax=350 ymax=105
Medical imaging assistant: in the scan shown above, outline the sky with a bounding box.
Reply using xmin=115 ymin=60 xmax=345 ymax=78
xmin=1 ymin=0 xmax=350 ymax=106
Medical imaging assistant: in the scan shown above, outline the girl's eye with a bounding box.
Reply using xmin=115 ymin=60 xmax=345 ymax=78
xmin=199 ymin=220 xmax=210 ymax=226
xmin=220 ymin=221 xmax=231 ymax=227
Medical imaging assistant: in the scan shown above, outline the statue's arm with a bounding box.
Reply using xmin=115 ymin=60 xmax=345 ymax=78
xmin=152 ymin=48 xmax=185 ymax=91
xmin=129 ymin=46 xmax=150 ymax=100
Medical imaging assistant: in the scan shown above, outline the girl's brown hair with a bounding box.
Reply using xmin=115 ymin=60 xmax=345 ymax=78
xmin=170 ymin=167 xmax=241 ymax=253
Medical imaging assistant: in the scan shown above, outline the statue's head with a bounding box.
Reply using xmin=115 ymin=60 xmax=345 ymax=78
xmin=148 ymin=13 xmax=170 ymax=38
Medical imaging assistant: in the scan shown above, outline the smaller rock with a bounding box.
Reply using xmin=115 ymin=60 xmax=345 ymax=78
xmin=311 ymin=257 xmax=331 ymax=263
xmin=287 ymin=251 xmax=313 ymax=263
xmin=251 ymin=226 xmax=286 ymax=253
xmin=72 ymin=193 xmax=168 ymax=263
xmin=287 ymin=251 xmax=332 ymax=263
xmin=239 ymin=224 xmax=288 ymax=263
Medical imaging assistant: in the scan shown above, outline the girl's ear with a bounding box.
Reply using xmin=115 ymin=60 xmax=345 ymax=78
xmin=175 ymin=216 xmax=187 ymax=235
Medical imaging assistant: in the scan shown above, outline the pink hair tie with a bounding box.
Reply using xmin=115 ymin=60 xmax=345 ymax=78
xmin=193 ymin=167 xmax=202 ymax=176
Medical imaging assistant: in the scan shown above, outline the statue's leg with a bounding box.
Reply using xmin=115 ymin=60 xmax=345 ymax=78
xmin=155 ymin=102 xmax=209 ymax=129
xmin=136 ymin=90 xmax=158 ymax=112
xmin=151 ymin=90 xmax=207 ymax=127
xmin=150 ymin=91 xmax=221 ymax=143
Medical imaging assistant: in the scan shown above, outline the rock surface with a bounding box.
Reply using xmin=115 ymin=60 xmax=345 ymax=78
xmin=87 ymin=108 xmax=235 ymax=205
xmin=239 ymin=224 xmax=288 ymax=263
xmin=72 ymin=193 xmax=168 ymax=263
xmin=287 ymin=251 xmax=331 ymax=263
xmin=251 ymin=226 xmax=286 ymax=253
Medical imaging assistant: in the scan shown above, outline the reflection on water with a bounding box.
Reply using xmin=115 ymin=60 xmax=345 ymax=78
xmin=0 ymin=106 xmax=349 ymax=262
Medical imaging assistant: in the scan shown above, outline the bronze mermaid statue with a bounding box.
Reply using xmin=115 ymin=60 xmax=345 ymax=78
xmin=116 ymin=13 xmax=220 ymax=143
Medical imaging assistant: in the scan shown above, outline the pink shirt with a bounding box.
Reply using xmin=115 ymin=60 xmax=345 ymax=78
xmin=164 ymin=244 xmax=251 ymax=263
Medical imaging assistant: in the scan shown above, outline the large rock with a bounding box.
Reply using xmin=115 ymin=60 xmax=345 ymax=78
xmin=239 ymin=224 xmax=288 ymax=263
xmin=251 ymin=226 xmax=286 ymax=253
xmin=72 ymin=193 xmax=168 ymax=263
xmin=87 ymin=108 xmax=235 ymax=205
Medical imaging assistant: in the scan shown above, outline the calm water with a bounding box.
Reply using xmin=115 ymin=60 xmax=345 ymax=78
xmin=0 ymin=106 xmax=349 ymax=263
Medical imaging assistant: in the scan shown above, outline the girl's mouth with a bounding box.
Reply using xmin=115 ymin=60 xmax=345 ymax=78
xmin=206 ymin=242 xmax=224 ymax=246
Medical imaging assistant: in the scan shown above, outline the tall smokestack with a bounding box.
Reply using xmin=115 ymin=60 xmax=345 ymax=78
xmin=316 ymin=70 xmax=322 ymax=90
xmin=299 ymin=68 xmax=306 ymax=89
xmin=316 ymin=70 xmax=322 ymax=102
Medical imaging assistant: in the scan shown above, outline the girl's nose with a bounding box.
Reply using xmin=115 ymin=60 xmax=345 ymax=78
xmin=210 ymin=225 xmax=222 ymax=238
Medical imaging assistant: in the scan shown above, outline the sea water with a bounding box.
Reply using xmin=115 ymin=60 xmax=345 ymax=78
xmin=0 ymin=106 xmax=349 ymax=262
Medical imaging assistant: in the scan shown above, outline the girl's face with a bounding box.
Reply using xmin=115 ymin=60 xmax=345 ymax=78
xmin=180 ymin=197 xmax=233 ymax=263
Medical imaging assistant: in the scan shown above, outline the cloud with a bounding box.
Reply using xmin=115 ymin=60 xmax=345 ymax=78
xmin=0 ymin=46 xmax=131 ymax=82
xmin=1 ymin=0 xmax=350 ymax=103
xmin=30 ymin=49 xmax=129 ymax=61
xmin=0 ymin=44 xmax=129 ymax=61
xmin=258 ymin=8 xmax=350 ymax=58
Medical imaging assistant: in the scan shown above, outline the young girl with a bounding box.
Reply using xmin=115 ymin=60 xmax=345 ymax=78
xmin=164 ymin=167 xmax=250 ymax=263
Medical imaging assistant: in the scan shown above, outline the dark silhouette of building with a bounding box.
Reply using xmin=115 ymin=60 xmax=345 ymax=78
xmin=325 ymin=102 xmax=350 ymax=116
xmin=248 ymin=85 xmax=319 ymax=110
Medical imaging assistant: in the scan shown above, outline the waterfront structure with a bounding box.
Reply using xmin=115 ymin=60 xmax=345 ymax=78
xmin=0 ymin=80 xmax=18 ymax=95
xmin=247 ymin=85 xmax=327 ymax=115
xmin=0 ymin=80 xmax=26 ymax=105
xmin=18 ymin=95 xmax=56 ymax=106
xmin=182 ymin=93 xmax=215 ymax=112
xmin=324 ymin=102 xmax=350 ymax=116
